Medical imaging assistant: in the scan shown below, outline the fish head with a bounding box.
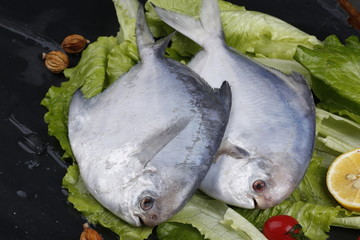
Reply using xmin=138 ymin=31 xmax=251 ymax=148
xmin=226 ymin=154 xmax=301 ymax=209
xmin=115 ymin=169 xmax=163 ymax=227
xmin=123 ymin=168 xmax=189 ymax=227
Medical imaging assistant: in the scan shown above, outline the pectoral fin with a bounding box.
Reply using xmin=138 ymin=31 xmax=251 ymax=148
xmin=215 ymin=138 xmax=249 ymax=161
xmin=132 ymin=116 xmax=192 ymax=167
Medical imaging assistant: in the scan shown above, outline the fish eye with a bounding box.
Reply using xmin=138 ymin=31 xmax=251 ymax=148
xmin=140 ymin=196 xmax=155 ymax=211
xmin=252 ymin=180 xmax=266 ymax=192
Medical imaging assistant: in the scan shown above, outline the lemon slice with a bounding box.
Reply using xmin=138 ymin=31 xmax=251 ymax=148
xmin=326 ymin=148 xmax=360 ymax=212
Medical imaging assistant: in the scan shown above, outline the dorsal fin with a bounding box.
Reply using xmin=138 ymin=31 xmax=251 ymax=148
xmin=136 ymin=5 xmax=175 ymax=60
xmin=215 ymin=81 xmax=232 ymax=115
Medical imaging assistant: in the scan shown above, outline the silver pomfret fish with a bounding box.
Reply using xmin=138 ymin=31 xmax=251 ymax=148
xmin=155 ymin=0 xmax=315 ymax=209
xmin=68 ymin=6 xmax=231 ymax=226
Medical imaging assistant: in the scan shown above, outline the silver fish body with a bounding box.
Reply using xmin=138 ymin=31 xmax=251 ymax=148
xmin=155 ymin=0 xmax=315 ymax=209
xmin=68 ymin=6 xmax=231 ymax=226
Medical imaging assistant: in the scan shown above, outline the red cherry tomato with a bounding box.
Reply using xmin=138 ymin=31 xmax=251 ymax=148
xmin=263 ymin=215 xmax=302 ymax=240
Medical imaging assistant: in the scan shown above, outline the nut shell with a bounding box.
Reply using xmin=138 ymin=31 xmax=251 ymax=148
xmin=79 ymin=223 xmax=103 ymax=240
xmin=61 ymin=34 xmax=89 ymax=54
xmin=43 ymin=51 xmax=69 ymax=73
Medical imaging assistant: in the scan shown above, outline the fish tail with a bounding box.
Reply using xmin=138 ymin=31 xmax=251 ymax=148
xmin=154 ymin=0 xmax=225 ymax=49
xmin=136 ymin=5 xmax=175 ymax=60
xmin=136 ymin=5 xmax=155 ymax=60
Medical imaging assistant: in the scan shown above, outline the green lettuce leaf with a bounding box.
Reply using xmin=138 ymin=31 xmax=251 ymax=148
xmin=166 ymin=193 xmax=267 ymax=240
xmin=332 ymin=215 xmax=360 ymax=229
xmin=109 ymin=0 xmax=140 ymax=83
xmin=157 ymin=223 xmax=205 ymax=240
xmin=113 ymin=0 xmax=138 ymax=44
xmin=295 ymin=35 xmax=360 ymax=124
xmin=316 ymin=108 xmax=360 ymax=155
xmin=145 ymin=0 xmax=321 ymax=61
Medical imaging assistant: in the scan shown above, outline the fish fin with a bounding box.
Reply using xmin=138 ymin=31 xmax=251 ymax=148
xmin=287 ymin=72 xmax=313 ymax=97
xmin=153 ymin=0 xmax=224 ymax=48
xmin=215 ymin=81 xmax=232 ymax=116
xmin=136 ymin=4 xmax=175 ymax=60
xmin=132 ymin=116 xmax=192 ymax=167
xmin=287 ymin=72 xmax=316 ymax=116
xmin=266 ymin=67 xmax=312 ymax=95
xmin=215 ymin=138 xmax=249 ymax=161
xmin=268 ymin=68 xmax=315 ymax=112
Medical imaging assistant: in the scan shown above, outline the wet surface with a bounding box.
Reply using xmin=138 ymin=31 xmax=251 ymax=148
xmin=0 ymin=0 xmax=359 ymax=239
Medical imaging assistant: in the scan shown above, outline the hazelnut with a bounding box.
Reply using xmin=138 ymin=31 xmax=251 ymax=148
xmin=80 ymin=223 xmax=103 ymax=240
xmin=42 ymin=51 xmax=69 ymax=73
xmin=61 ymin=34 xmax=90 ymax=54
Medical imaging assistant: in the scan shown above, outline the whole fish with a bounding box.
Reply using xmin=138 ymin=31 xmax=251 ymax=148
xmin=155 ymin=0 xmax=315 ymax=209
xmin=68 ymin=6 xmax=231 ymax=226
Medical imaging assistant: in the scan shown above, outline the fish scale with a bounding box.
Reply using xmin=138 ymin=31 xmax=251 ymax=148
xmin=68 ymin=5 xmax=231 ymax=227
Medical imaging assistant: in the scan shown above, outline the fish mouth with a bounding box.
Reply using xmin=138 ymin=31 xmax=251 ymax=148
xmin=130 ymin=215 xmax=143 ymax=227
xmin=138 ymin=216 xmax=146 ymax=226
xmin=123 ymin=212 xmax=142 ymax=227
xmin=137 ymin=213 xmax=161 ymax=227
xmin=253 ymin=195 xmax=278 ymax=209
xmin=253 ymin=198 xmax=259 ymax=209
xmin=135 ymin=214 xmax=146 ymax=226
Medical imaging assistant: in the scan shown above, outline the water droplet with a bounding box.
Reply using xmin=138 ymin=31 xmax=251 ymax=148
xmin=24 ymin=158 xmax=40 ymax=169
xmin=61 ymin=188 xmax=69 ymax=196
xmin=46 ymin=145 xmax=68 ymax=169
xmin=18 ymin=133 xmax=46 ymax=154
xmin=16 ymin=190 xmax=28 ymax=198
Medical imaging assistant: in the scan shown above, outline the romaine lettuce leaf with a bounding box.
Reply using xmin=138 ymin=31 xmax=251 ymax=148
xmin=157 ymin=223 xmax=205 ymax=240
xmin=295 ymin=35 xmax=360 ymax=124
xmin=316 ymin=108 xmax=360 ymax=155
xmin=113 ymin=0 xmax=138 ymax=44
xmin=145 ymin=0 xmax=321 ymax=61
xmin=332 ymin=215 xmax=360 ymax=229
xmin=109 ymin=0 xmax=140 ymax=83
xmin=166 ymin=193 xmax=267 ymax=240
